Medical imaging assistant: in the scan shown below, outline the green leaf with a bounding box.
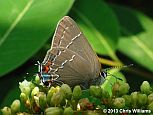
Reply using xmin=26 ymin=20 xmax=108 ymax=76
xmin=101 ymin=70 xmax=126 ymax=95
xmin=70 ymin=0 xmax=120 ymax=61
xmin=0 ymin=0 xmax=74 ymax=76
xmin=111 ymin=5 xmax=153 ymax=72
xmin=0 ymin=61 xmax=37 ymax=108
xmin=0 ymin=84 xmax=20 ymax=108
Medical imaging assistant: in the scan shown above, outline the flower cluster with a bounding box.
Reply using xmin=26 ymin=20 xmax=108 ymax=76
xmin=1 ymin=75 xmax=153 ymax=115
xmin=111 ymin=81 xmax=153 ymax=110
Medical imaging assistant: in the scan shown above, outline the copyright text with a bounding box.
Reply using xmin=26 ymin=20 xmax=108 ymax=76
xmin=103 ymin=108 xmax=151 ymax=114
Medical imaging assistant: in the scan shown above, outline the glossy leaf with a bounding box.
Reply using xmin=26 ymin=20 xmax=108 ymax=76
xmin=0 ymin=0 xmax=74 ymax=76
xmin=70 ymin=0 xmax=120 ymax=61
xmin=111 ymin=5 xmax=153 ymax=72
xmin=0 ymin=64 xmax=34 ymax=108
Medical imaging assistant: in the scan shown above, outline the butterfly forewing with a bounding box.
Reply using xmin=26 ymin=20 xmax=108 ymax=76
xmin=42 ymin=16 xmax=101 ymax=87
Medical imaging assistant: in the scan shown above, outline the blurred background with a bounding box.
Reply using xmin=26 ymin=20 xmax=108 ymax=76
xmin=0 ymin=0 xmax=153 ymax=109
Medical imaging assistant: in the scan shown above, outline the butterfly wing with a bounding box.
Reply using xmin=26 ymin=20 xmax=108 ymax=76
xmin=42 ymin=16 xmax=101 ymax=86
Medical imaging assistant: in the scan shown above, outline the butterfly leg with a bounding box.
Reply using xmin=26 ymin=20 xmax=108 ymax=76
xmin=53 ymin=79 xmax=64 ymax=86
xmin=106 ymin=72 xmax=123 ymax=81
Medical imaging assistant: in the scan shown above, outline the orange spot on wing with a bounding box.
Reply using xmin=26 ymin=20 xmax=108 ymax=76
xmin=43 ymin=66 xmax=49 ymax=73
xmin=43 ymin=61 xmax=53 ymax=73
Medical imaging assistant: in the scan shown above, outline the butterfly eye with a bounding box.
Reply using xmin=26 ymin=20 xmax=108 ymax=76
xmin=42 ymin=66 xmax=49 ymax=73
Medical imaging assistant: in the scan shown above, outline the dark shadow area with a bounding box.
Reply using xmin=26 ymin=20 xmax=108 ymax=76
xmin=111 ymin=4 xmax=145 ymax=36
xmin=0 ymin=60 xmax=32 ymax=107
xmin=107 ymin=0 xmax=153 ymax=18
xmin=117 ymin=51 xmax=153 ymax=91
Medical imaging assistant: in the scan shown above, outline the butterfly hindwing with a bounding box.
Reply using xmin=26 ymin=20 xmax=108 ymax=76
xmin=42 ymin=16 xmax=101 ymax=87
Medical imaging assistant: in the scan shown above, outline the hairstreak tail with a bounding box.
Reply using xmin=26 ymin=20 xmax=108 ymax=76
xmin=37 ymin=16 xmax=104 ymax=88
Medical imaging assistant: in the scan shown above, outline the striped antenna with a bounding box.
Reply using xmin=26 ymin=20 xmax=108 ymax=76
xmin=102 ymin=64 xmax=133 ymax=72
xmin=100 ymin=64 xmax=133 ymax=82
xmin=25 ymin=61 xmax=42 ymax=78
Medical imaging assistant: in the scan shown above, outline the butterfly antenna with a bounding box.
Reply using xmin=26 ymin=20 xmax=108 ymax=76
xmin=35 ymin=61 xmax=40 ymax=65
xmin=100 ymin=64 xmax=133 ymax=83
xmin=24 ymin=61 xmax=42 ymax=81
xmin=102 ymin=64 xmax=133 ymax=72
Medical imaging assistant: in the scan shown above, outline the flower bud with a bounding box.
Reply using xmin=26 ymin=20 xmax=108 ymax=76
xmin=122 ymin=95 xmax=131 ymax=107
xmin=79 ymin=98 xmax=89 ymax=110
xmin=25 ymin=99 xmax=31 ymax=109
xmin=137 ymin=93 xmax=147 ymax=106
xmin=1 ymin=107 xmax=11 ymax=115
xmin=101 ymin=88 xmax=110 ymax=99
xmin=118 ymin=83 xmax=130 ymax=96
xmin=19 ymin=80 xmax=32 ymax=96
xmin=89 ymin=86 xmax=96 ymax=96
xmin=112 ymin=82 xmax=120 ymax=96
xmin=31 ymin=96 xmax=41 ymax=113
xmin=63 ymin=107 xmax=74 ymax=115
xmin=148 ymin=101 xmax=153 ymax=112
xmin=101 ymin=88 xmax=110 ymax=105
xmin=148 ymin=93 xmax=153 ymax=104
xmin=86 ymin=110 xmax=99 ymax=115
xmin=20 ymin=93 xmax=27 ymax=103
xmin=140 ymin=81 xmax=151 ymax=95
xmin=17 ymin=113 xmax=31 ymax=115
xmin=60 ymin=97 xmax=66 ymax=106
xmin=35 ymin=75 xmax=41 ymax=84
xmin=60 ymin=84 xmax=72 ymax=100
xmin=10 ymin=100 xmax=20 ymax=113
xmin=72 ymin=85 xmax=82 ymax=100
xmin=79 ymin=98 xmax=93 ymax=110
xmin=47 ymin=87 xmax=56 ymax=105
xmin=131 ymin=92 xmax=138 ymax=108
xmin=113 ymin=97 xmax=125 ymax=109
xmin=90 ymin=86 xmax=102 ymax=98
xmin=39 ymin=93 xmax=47 ymax=109
xmin=45 ymin=107 xmax=63 ymax=115
xmin=51 ymin=92 xmax=64 ymax=106
xmin=31 ymin=87 xmax=39 ymax=97
xmin=55 ymin=86 xmax=60 ymax=92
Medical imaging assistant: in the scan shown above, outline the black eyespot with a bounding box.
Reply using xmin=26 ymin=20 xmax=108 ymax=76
xmin=101 ymin=72 xmax=107 ymax=78
xmin=44 ymin=81 xmax=49 ymax=86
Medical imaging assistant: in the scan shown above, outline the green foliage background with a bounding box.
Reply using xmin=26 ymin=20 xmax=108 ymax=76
xmin=0 ymin=0 xmax=153 ymax=112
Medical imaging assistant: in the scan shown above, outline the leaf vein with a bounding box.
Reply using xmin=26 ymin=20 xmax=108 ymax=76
xmin=0 ymin=0 xmax=34 ymax=46
xmin=133 ymin=38 xmax=153 ymax=61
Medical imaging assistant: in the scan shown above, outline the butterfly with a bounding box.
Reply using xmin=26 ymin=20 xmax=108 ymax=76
xmin=36 ymin=16 xmax=104 ymax=88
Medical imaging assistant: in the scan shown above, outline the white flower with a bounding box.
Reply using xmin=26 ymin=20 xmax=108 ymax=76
xmin=19 ymin=79 xmax=34 ymax=96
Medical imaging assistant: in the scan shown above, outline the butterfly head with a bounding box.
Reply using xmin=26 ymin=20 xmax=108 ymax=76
xmin=35 ymin=61 xmax=64 ymax=87
xmin=35 ymin=61 xmax=52 ymax=87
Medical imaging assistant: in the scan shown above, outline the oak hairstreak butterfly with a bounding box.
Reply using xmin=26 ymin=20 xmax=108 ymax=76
xmin=36 ymin=16 xmax=105 ymax=88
